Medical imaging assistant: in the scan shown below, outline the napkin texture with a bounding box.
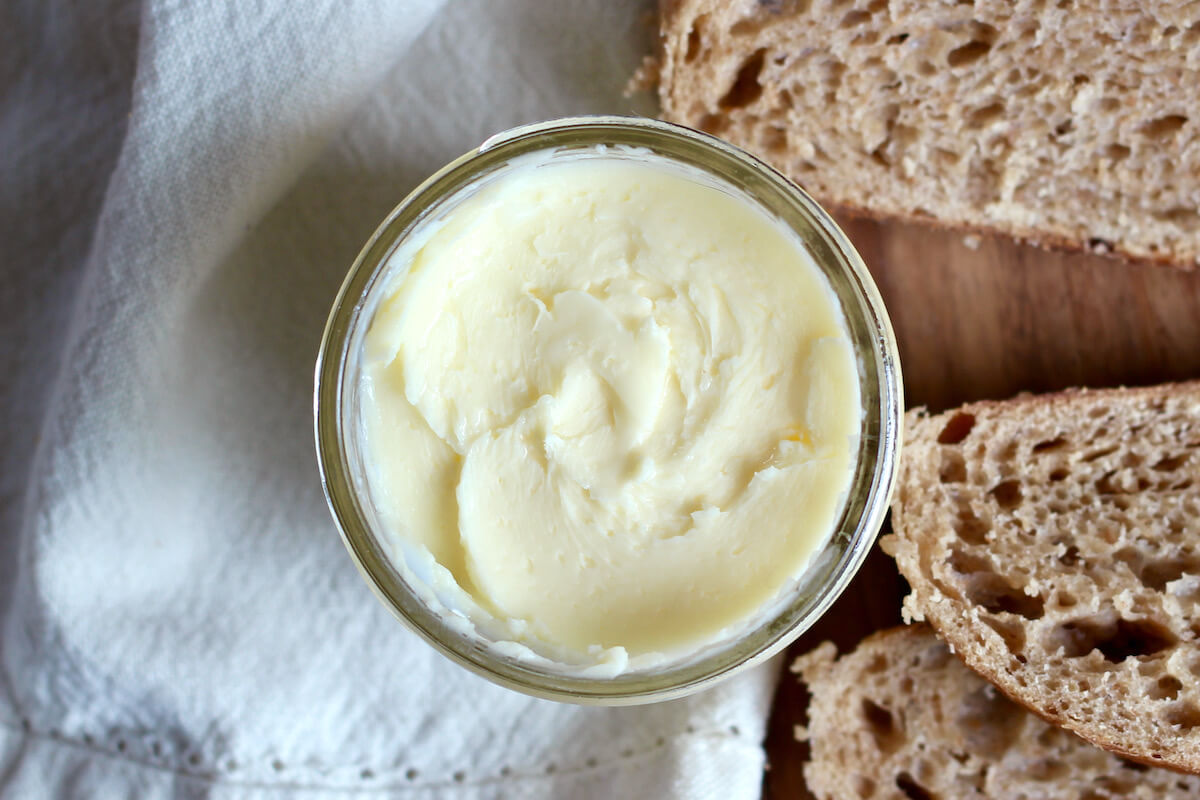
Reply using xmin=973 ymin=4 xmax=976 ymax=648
xmin=0 ymin=1 xmax=779 ymax=797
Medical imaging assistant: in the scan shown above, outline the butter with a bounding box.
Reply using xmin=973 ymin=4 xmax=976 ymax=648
xmin=357 ymin=151 xmax=862 ymax=671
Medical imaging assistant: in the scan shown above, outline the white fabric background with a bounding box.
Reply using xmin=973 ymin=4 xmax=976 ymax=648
xmin=0 ymin=1 xmax=780 ymax=797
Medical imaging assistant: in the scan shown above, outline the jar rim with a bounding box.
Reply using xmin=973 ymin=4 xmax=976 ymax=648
xmin=314 ymin=115 xmax=904 ymax=705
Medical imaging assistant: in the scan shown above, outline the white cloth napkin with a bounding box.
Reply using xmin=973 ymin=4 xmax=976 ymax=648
xmin=0 ymin=1 xmax=780 ymax=797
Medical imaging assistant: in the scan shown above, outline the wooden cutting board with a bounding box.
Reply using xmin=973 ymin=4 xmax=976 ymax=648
xmin=761 ymin=214 xmax=1200 ymax=799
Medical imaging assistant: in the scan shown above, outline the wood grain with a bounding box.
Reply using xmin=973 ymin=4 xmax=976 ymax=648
xmin=761 ymin=215 xmax=1200 ymax=799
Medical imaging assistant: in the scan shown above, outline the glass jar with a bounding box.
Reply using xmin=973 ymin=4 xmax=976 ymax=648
xmin=314 ymin=116 xmax=903 ymax=704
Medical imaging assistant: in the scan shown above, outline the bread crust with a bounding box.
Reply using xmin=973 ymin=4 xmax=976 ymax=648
xmin=820 ymin=198 xmax=1192 ymax=272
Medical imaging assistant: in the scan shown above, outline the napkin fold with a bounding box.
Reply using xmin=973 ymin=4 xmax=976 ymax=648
xmin=0 ymin=0 xmax=779 ymax=797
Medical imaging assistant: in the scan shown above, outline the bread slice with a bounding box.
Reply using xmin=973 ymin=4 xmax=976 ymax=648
xmin=656 ymin=0 xmax=1200 ymax=268
xmin=880 ymin=382 xmax=1200 ymax=772
xmin=794 ymin=625 xmax=1200 ymax=799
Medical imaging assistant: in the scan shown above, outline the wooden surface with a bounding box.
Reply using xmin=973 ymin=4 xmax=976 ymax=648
xmin=761 ymin=214 xmax=1200 ymax=799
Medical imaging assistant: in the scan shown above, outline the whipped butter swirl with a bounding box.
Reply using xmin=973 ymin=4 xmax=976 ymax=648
xmin=358 ymin=153 xmax=861 ymax=671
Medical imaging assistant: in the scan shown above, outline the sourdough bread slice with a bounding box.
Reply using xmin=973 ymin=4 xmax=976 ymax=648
xmin=794 ymin=625 xmax=1200 ymax=799
xmin=881 ymin=382 xmax=1200 ymax=772
xmin=656 ymin=0 xmax=1200 ymax=267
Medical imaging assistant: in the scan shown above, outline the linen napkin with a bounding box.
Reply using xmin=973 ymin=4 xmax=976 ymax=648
xmin=0 ymin=0 xmax=780 ymax=797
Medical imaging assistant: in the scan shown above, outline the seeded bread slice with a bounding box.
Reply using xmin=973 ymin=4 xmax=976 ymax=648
xmin=880 ymin=382 xmax=1200 ymax=772
xmin=656 ymin=0 xmax=1200 ymax=268
xmin=794 ymin=625 xmax=1200 ymax=799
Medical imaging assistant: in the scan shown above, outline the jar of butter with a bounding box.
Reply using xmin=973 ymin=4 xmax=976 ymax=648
xmin=314 ymin=116 xmax=903 ymax=704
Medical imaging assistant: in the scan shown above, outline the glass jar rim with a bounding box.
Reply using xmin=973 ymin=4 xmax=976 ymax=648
xmin=314 ymin=115 xmax=903 ymax=705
